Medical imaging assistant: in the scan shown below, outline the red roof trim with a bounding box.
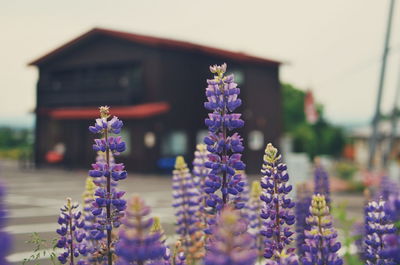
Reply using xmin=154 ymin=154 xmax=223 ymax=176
xmin=37 ymin=102 xmax=170 ymax=120
xmin=28 ymin=27 xmax=281 ymax=66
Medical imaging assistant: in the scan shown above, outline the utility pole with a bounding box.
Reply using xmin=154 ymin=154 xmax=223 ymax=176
xmin=383 ymin=59 xmax=400 ymax=166
xmin=368 ymin=0 xmax=396 ymax=170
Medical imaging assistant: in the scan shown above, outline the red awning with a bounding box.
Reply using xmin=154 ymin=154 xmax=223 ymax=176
xmin=37 ymin=102 xmax=170 ymax=119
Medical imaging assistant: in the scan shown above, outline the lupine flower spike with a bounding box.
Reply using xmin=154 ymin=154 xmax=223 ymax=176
xmin=313 ymin=158 xmax=330 ymax=205
xmin=295 ymin=183 xmax=311 ymax=257
xmin=81 ymin=177 xmax=104 ymax=263
xmin=204 ymin=207 xmax=257 ymax=265
xmin=115 ymin=196 xmax=166 ymax=265
xmin=247 ymin=181 xmax=264 ymax=259
xmin=302 ymin=194 xmax=343 ymax=265
xmin=56 ymin=198 xmax=87 ymax=265
xmin=172 ymin=156 xmax=204 ymax=264
xmin=233 ymin=170 xmax=250 ymax=216
xmin=88 ymin=106 xmax=127 ymax=265
xmin=203 ymin=63 xmax=246 ymax=214
xmin=260 ymin=143 xmax=296 ymax=261
xmin=364 ymin=198 xmax=396 ymax=265
xmin=384 ymin=193 xmax=400 ymax=227
xmin=0 ymin=183 xmax=11 ymax=265
xmin=150 ymin=217 xmax=167 ymax=244
xmin=192 ymin=144 xmax=210 ymax=189
xmin=378 ymin=176 xmax=399 ymax=201
xmin=192 ymin=144 xmax=211 ymax=235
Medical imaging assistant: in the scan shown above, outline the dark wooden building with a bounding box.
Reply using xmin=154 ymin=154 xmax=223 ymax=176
xmin=29 ymin=28 xmax=282 ymax=174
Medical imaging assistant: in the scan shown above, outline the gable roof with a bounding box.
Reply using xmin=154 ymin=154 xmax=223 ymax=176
xmin=28 ymin=27 xmax=281 ymax=66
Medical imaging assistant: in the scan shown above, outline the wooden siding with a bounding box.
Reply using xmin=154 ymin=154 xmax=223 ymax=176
xmin=34 ymin=34 xmax=282 ymax=173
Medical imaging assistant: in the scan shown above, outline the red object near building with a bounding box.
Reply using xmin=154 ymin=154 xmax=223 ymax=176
xmin=45 ymin=151 xmax=63 ymax=164
xmin=304 ymin=90 xmax=318 ymax=124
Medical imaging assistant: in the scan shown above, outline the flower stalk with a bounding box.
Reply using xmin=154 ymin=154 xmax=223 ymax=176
xmin=172 ymin=156 xmax=204 ymax=264
xmin=88 ymin=106 xmax=126 ymax=265
xmin=203 ymin=63 xmax=245 ymax=213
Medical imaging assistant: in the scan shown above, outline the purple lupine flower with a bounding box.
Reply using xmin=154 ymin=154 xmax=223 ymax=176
xmin=0 ymin=182 xmax=12 ymax=265
xmin=295 ymin=183 xmax=312 ymax=257
xmin=313 ymin=160 xmax=330 ymax=205
xmin=232 ymin=170 xmax=250 ymax=214
xmin=81 ymin=177 xmax=106 ymax=264
xmin=203 ymin=63 xmax=246 ymax=213
xmin=364 ymin=198 xmax=396 ymax=265
xmin=378 ymin=176 xmax=399 ymax=201
xmin=88 ymin=106 xmax=127 ymax=265
xmin=91 ymin=151 xmax=119 ymax=188
xmin=301 ymin=194 xmax=343 ymax=265
xmin=162 ymin=241 xmax=187 ymax=265
xmin=172 ymin=156 xmax=204 ymax=263
xmin=265 ymin=250 xmax=299 ymax=265
xmin=384 ymin=193 xmax=400 ymax=226
xmin=115 ymin=196 xmax=166 ymax=265
xmin=260 ymin=143 xmax=296 ymax=260
xmin=247 ymin=181 xmax=264 ymax=259
xmin=204 ymin=207 xmax=257 ymax=265
xmin=381 ymin=234 xmax=400 ymax=264
xmin=56 ymin=198 xmax=87 ymax=265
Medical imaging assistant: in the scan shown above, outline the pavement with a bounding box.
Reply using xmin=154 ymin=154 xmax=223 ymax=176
xmin=1 ymin=160 xmax=176 ymax=265
xmin=0 ymin=159 xmax=365 ymax=265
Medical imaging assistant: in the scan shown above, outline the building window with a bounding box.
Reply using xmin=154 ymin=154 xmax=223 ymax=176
xmin=144 ymin=132 xmax=156 ymax=148
xmin=248 ymin=130 xmax=264 ymax=150
xmin=231 ymin=69 xmax=245 ymax=86
xmin=49 ymin=64 xmax=142 ymax=93
xmin=161 ymin=131 xmax=188 ymax=156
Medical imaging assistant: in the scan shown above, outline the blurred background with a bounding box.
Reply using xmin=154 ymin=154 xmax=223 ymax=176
xmin=2 ymin=0 xmax=400 ymax=264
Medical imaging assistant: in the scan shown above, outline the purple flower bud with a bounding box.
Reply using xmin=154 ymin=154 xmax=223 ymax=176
xmin=204 ymin=207 xmax=257 ymax=265
xmin=115 ymin=196 xmax=166 ymax=264
xmin=314 ymin=162 xmax=331 ymax=205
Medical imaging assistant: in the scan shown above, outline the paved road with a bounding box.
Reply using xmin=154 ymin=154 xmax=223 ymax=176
xmin=1 ymin=160 xmax=176 ymax=265
xmin=0 ymin=159 xmax=365 ymax=265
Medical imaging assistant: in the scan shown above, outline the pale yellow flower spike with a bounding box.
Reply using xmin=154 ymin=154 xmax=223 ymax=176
xmin=83 ymin=177 xmax=96 ymax=200
xmin=250 ymin=181 xmax=262 ymax=199
xmin=175 ymin=156 xmax=187 ymax=170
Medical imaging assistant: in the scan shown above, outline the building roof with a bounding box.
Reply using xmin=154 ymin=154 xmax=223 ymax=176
xmin=37 ymin=102 xmax=170 ymax=119
xmin=28 ymin=27 xmax=281 ymax=66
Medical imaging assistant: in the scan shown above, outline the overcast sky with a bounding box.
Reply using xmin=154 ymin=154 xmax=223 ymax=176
xmin=2 ymin=0 xmax=400 ymax=126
